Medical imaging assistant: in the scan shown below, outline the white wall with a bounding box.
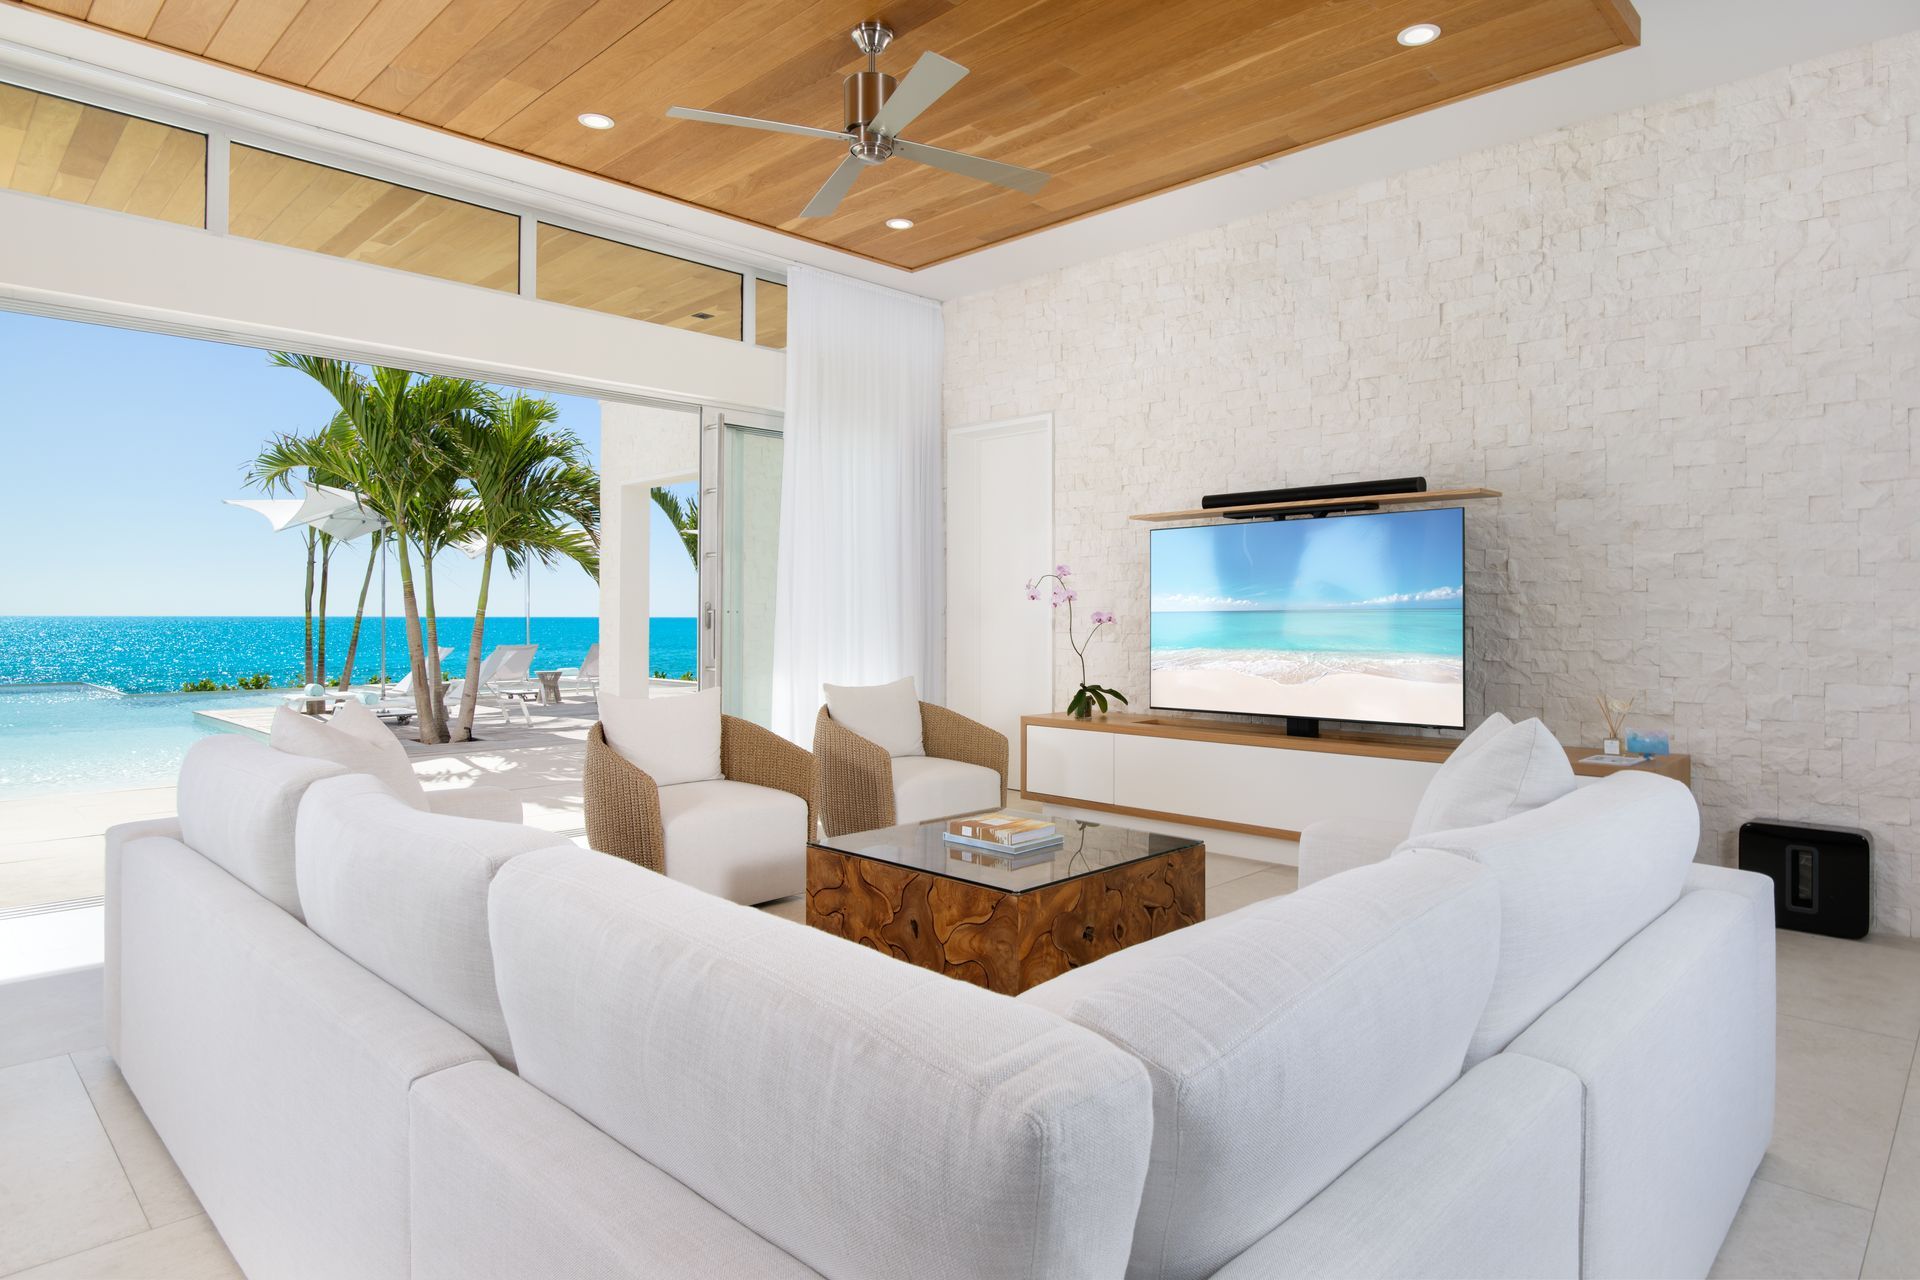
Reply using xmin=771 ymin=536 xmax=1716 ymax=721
xmin=0 ymin=191 xmax=785 ymax=410
xmin=945 ymin=33 xmax=1920 ymax=935
xmin=600 ymin=403 xmax=701 ymax=697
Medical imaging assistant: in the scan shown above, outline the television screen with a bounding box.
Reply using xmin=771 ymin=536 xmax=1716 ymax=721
xmin=1149 ymin=507 xmax=1465 ymax=728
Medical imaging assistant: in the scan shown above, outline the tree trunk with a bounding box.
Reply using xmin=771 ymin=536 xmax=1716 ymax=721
xmin=302 ymin=530 xmax=317 ymax=685
xmin=452 ymin=546 xmax=494 ymax=743
xmin=393 ymin=529 xmax=442 ymax=745
xmin=336 ymin=536 xmax=379 ymax=693
xmin=420 ymin=546 xmax=448 ymax=741
xmin=316 ymin=537 xmax=332 ymax=687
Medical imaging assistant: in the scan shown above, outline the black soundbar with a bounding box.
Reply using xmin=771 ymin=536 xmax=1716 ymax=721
xmin=1200 ymin=476 xmax=1428 ymax=511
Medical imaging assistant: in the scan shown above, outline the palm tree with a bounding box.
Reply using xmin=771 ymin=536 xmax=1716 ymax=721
xmin=246 ymin=417 xmax=382 ymax=692
xmin=650 ymin=486 xmax=698 ymax=564
xmin=448 ymin=393 xmax=600 ymax=742
xmin=269 ymin=355 xmax=489 ymax=744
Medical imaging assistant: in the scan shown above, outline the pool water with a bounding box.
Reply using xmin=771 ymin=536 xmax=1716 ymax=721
xmin=0 ymin=683 xmax=287 ymax=801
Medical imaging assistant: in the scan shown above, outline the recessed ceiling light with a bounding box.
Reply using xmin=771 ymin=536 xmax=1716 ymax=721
xmin=1396 ymin=22 xmax=1441 ymax=46
xmin=577 ymin=112 xmax=616 ymax=130
xmin=884 ymin=217 xmax=914 ymax=230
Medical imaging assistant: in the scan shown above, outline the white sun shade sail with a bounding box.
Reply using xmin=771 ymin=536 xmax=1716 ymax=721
xmin=226 ymin=483 xmax=387 ymax=542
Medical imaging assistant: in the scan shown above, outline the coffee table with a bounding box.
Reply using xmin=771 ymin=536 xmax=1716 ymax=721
xmin=806 ymin=812 xmax=1204 ymax=994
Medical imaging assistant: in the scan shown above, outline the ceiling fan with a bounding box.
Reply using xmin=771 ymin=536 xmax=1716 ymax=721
xmin=666 ymin=21 xmax=1050 ymax=219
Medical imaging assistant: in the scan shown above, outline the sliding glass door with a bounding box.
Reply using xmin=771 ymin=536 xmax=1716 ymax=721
xmin=697 ymin=409 xmax=784 ymax=724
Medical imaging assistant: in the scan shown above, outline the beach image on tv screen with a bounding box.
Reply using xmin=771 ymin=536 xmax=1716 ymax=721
xmin=1149 ymin=508 xmax=1465 ymax=727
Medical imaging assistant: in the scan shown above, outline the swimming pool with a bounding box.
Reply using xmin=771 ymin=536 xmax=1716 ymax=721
xmin=0 ymin=683 xmax=288 ymax=800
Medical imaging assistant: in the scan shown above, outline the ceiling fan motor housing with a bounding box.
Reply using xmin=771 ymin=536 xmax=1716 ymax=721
xmin=844 ymin=70 xmax=897 ymax=134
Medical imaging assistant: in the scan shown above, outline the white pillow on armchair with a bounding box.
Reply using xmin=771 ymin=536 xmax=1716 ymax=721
xmin=822 ymin=677 xmax=925 ymax=757
xmin=599 ymin=688 xmax=723 ymax=787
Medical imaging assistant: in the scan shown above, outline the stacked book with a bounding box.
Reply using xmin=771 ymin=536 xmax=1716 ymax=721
xmin=944 ymin=813 xmax=1063 ymax=869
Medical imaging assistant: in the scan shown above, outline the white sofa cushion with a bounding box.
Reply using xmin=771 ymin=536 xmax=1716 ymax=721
xmin=823 ymin=676 xmax=924 ymax=757
xmin=658 ymin=778 xmax=808 ymax=905
xmin=891 ymin=755 xmax=1001 ymax=825
xmin=1019 ymin=849 xmax=1501 ymax=1280
xmin=175 ymin=734 xmax=348 ymax=920
xmin=271 ymin=700 xmax=430 ymax=810
xmin=487 ymin=848 xmax=1153 ymax=1280
xmin=1407 ymin=713 xmax=1574 ymax=837
xmin=599 ymin=688 xmax=722 ymax=787
xmin=295 ymin=774 xmax=571 ymax=1068
xmin=1400 ymin=770 xmax=1701 ymax=1065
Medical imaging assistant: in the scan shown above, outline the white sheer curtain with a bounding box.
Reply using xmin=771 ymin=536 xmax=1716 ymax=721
xmin=770 ymin=266 xmax=944 ymax=741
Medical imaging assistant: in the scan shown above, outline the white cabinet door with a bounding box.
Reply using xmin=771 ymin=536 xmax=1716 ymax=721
xmin=1025 ymin=727 xmax=1114 ymax=803
xmin=1113 ymin=736 xmax=1438 ymax=834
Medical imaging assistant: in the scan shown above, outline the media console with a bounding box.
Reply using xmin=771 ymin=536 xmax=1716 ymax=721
xmin=1020 ymin=712 xmax=1691 ymax=851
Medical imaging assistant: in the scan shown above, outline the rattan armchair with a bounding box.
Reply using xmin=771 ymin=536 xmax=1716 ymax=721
xmin=586 ymin=716 xmax=816 ymax=881
xmin=813 ymin=702 xmax=1008 ymax=836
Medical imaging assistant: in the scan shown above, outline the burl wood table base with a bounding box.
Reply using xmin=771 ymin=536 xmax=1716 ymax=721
xmin=806 ymin=843 xmax=1205 ymax=994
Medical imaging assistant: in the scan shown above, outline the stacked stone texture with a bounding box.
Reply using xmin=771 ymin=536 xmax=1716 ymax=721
xmin=943 ymin=33 xmax=1920 ymax=935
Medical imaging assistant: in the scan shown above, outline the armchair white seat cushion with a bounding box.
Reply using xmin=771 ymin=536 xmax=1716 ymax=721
xmin=889 ymin=755 xmax=1002 ymax=825
xmin=822 ymin=676 xmax=925 ymax=757
xmin=657 ymin=779 xmax=809 ymax=905
xmin=599 ymin=688 xmax=723 ymax=787
xmin=271 ymin=698 xmax=432 ymax=810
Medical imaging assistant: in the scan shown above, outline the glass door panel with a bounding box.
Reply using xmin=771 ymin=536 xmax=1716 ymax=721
xmin=699 ymin=411 xmax=782 ymax=724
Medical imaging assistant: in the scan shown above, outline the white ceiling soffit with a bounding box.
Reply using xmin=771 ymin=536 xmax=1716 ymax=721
xmin=2 ymin=0 xmax=1916 ymax=305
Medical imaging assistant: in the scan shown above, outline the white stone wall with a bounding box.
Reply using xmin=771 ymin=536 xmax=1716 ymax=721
xmin=943 ymin=33 xmax=1920 ymax=935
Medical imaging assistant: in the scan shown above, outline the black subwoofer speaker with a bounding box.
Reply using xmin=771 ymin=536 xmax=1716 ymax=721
xmin=1738 ymin=821 xmax=1872 ymax=939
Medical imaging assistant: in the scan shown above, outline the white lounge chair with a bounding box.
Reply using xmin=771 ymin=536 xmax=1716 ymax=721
xmin=468 ymin=644 xmax=540 ymax=727
xmin=374 ymin=647 xmax=453 ymax=725
xmin=557 ymin=643 xmax=600 ymax=697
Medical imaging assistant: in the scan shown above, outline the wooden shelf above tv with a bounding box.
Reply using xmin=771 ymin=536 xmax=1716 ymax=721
xmin=1130 ymin=487 xmax=1501 ymax=523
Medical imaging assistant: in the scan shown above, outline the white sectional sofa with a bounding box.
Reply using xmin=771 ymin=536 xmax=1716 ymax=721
xmin=104 ymin=736 xmax=1774 ymax=1279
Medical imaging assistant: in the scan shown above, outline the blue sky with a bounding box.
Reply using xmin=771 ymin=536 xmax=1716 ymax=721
xmin=0 ymin=310 xmax=697 ymax=618
xmin=1150 ymin=509 xmax=1464 ymax=611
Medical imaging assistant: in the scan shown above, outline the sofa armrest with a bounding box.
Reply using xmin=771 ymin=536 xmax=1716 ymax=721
xmin=813 ymin=706 xmax=896 ymax=836
xmin=426 ymin=786 xmax=523 ymax=825
xmin=1297 ymin=816 xmax=1409 ymax=888
xmin=920 ymin=702 xmax=1008 ymax=803
xmin=722 ymin=715 xmax=816 ymax=837
xmin=584 ymin=723 xmax=666 ymax=873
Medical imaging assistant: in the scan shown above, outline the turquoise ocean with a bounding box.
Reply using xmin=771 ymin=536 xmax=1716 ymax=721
xmin=0 ymin=615 xmax=698 ymax=692
xmin=1152 ymin=608 xmax=1463 ymax=659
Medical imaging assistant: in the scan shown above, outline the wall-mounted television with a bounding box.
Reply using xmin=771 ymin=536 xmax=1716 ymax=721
xmin=1149 ymin=507 xmax=1465 ymax=730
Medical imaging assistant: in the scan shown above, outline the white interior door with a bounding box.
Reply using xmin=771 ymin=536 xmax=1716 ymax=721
xmin=946 ymin=416 xmax=1053 ymax=781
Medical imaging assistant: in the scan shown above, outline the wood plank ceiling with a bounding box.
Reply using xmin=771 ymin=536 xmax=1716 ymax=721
xmin=10 ymin=0 xmax=1642 ymax=271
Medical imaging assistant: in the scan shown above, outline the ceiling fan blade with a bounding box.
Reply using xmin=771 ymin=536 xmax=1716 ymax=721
xmin=893 ymin=138 xmax=1050 ymax=195
xmin=666 ymin=106 xmax=849 ymax=143
xmin=801 ymin=154 xmax=868 ymax=218
xmin=866 ymin=51 xmax=968 ymax=138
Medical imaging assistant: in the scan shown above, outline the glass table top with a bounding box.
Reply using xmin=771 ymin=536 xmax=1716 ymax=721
xmin=812 ymin=810 xmax=1203 ymax=893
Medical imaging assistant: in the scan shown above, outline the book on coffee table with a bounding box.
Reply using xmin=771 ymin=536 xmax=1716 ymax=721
xmin=946 ymin=812 xmax=1059 ymax=847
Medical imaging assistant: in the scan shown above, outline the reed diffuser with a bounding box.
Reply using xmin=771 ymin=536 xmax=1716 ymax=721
xmin=1596 ymin=695 xmax=1634 ymax=756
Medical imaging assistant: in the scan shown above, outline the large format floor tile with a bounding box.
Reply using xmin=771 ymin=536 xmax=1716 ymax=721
xmin=0 ymin=1056 xmax=148 ymax=1275
xmin=1206 ymin=866 xmax=1297 ymax=916
xmin=70 ymin=1048 xmax=203 ymax=1229
xmin=1709 ymin=1177 xmax=1875 ymax=1280
xmin=1777 ymin=930 xmax=1920 ymax=1041
xmin=0 ymin=969 xmax=103 ymax=1070
xmin=1862 ymin=1052 xmax=1920 ymax=1279
xmin=9 ymin=1214 xmax=240 ymax=1280
xmin=1759 ymin=1014 xmax=1915 ymax=1208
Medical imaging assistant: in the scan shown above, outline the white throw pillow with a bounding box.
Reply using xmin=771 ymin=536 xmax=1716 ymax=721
xmin=599 ymin=688 xmax=723 ymax=788
xmin=823 ymin=677 xmax=925 ymax=757
xmin=270 ymin=700 xmax=430 ymax=810
xmin=1406 ymin=714 xmax=1574 ymax=838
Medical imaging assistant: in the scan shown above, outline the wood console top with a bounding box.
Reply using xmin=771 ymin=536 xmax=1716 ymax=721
xmin=1021 ymin=712 xmax=1692 ymax=785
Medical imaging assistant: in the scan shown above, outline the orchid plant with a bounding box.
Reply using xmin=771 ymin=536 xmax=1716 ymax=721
xmin=1025 ymin=565 xmax=1128 ymax=720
